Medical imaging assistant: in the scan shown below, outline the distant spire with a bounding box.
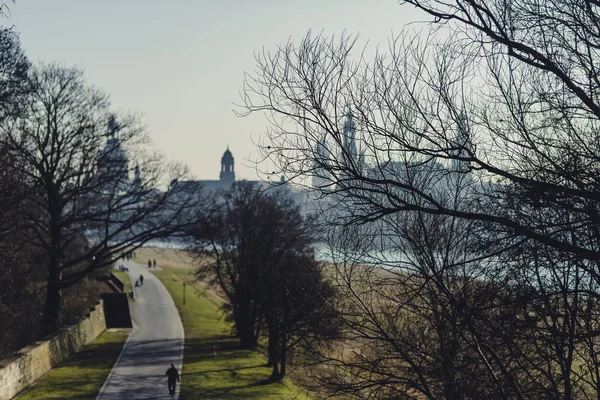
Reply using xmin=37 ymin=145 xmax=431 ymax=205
xmin=343 ymin=106 xmax=356 ymax=157
xmin=133 ymin=164 xmax=142 ymax=188
xmin=107 ymin=115 xmax=119 ymax=139
xmin=452 ymin=110 xmax=472 ymax=173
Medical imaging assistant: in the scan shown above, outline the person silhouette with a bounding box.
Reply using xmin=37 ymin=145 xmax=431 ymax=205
xmin=165 ymin=363 xmax=180 ymax=397
xmin=139 ymin=274 xmax=144 ymax=286
xmin=148 ymin=259 xmax=152 ymax=268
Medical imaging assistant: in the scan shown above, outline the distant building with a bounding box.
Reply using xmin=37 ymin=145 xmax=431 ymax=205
xmin=96 ymin=135 xmax=316 ymax=215
xmin=342 ymin=107 xmax=357 ymax=160
xmin=96 ymin=116 xmax=133 ymax=194
xmin=220 ymin=147 xmax=235 ymax=186
xmin=171 ymin=147 xmax=315 ymax=212
xmin=313 ymin=137 xmax=333 ymax=191
xmin=170 ymin=147 xmax=267 ymax=194
xmin=451 ymin=112 xmax=473 ymax=174
xmin=132 ymin=165 xmax=142 ymax=190
xmin=188 ymin=147 xmax=245 ymax=192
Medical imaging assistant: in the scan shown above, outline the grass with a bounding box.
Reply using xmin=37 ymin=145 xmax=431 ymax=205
xmin=153 ymin=268 xmax=312 ymax=400
xmin=112 ymin=270 xmax=134 ymax=302
xmin=17 ymin=330 xmax=129 ymax=400
xmin=130 ymin=246 xmax=195 ymax=269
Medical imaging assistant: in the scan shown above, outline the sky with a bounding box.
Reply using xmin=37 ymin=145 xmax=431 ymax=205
xmin=8 ymin=0 xmax=426 ymax=181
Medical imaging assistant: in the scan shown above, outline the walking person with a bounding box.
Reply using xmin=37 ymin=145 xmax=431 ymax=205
xmin=139 ymin=274 xmax=144 ymax=286
xmin=148 ymin=259 xmax=152 ymax=268
xmin=165 ymin=363 xmax=180 ymax=397
xmin=153 ymin=258 xmax=157 ymax=267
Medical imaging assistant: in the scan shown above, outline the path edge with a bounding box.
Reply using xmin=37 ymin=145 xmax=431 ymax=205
xmin=149 ymin=267 xmax=186 ymax=399
xmin=95 ymin=322 xmax=138 ymax=400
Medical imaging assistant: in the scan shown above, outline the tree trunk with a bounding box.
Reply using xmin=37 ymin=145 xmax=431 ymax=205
xmin=266 ymin=314 xmax=279 ymax=367
xmin=275 ymin=296 xmax=289 ymax=381
xmin=269 ymin=362 xmax=280 ymax=382
xmin=41 ymin=266 xmax=61 ymax=335
xmin=238 ymin=328 xmax=256 ymax=349
xmin=278 ymin=340 xmax=287 ymax=380
xmin=43 ymin=185 xmax=63 ymax=336
xmin=236 ymin=310 xmax=258 ymax=349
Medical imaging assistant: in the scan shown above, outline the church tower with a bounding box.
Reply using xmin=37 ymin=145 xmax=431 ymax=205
xmin=451 ymin=112 xmax=472 ymax=173
xmin=132 ymin=164 xmax=142 ymax=189
xmin=313 ymin=138 xmax=332 ymax=190
xmin=220 ymin=147 xmax=235 ymax=186
xmin=97 ymin=115 xmax=129 ymax=192
xmin=342 ymin=107 xmax=357 ymax=160
xmin=339 ymin=107 xmax=359 ymax=184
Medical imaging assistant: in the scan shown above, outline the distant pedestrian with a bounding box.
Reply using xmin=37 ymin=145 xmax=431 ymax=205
xmin=153 ymin=259 xmax=157 ymax=267
xmin=140 ymin=274 xmax=144 ymax=286
xmin=148 ymin=259 xmax=152 ymax=268
xmin=165 ymin=363 xmax=180 ymax=397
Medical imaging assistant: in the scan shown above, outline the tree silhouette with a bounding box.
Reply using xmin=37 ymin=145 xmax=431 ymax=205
xmin=240 ymin=1 xmax=600 ymax=397
xmin=190 ymin=181 xmax=339 ymax=380
xmin=2 ymin=63 xmax=203 ymax=334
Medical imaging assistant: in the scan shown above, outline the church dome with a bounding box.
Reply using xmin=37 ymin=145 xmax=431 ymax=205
xmin=221 ymin=148 xmax=234 ymax=164
xmin=220 ymin=146 xmax=235 ymax=184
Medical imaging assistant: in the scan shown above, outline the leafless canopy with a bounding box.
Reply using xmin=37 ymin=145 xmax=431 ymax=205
xmin=1 ymin=63 xmax=204 ymax=333
xmin=241 ymin=1 xmax=600 ymax=398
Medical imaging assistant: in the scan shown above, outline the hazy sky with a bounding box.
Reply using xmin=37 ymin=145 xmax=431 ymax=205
xmin=9 ymin=1 xmax=426 ymax=180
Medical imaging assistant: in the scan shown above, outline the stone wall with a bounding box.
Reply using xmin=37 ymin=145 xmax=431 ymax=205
xmin=0 ymin=301 xmax=107 ymax=400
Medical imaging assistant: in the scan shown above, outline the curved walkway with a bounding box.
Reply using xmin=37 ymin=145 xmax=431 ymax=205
xmin=97 ymin=260 xmax=184 ymax=400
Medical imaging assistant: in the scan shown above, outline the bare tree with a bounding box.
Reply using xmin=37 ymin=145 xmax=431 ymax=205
xmin=0 ymin=27 xmax=27 ymax=120
xmin=0 ymin=145 xmax=43 ymax=356
xmin=1 ymin=63 xmax=203 ymax=334
xmin=261 ymin=248 xmax=339 ymax=382
xmin=240 ymin=4 xmax=600 ymax=261
xmin=189 ymin=181 xmax=339 ymax=382
xmin=190 ymin=181 xmax=276 ymax=349
xmin=239 ymin=2 xmax=600 ymax=397
xmin=0 ymin=26 xmax=42 ymax=355
xmin=305 ymin=194 xmax=516 ymax=398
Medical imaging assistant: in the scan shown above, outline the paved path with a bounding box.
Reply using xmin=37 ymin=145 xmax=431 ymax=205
xmin=97 ymin=260 xmax=184 ymax=400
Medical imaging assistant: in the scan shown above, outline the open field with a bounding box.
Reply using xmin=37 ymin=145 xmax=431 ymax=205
xmin=154 ymin=267 xmax=312 ymax=400
xmin=131 ymin=246 xmax=195 ymax=269
xmin=17 ymin=330 xmax=130 ymax=400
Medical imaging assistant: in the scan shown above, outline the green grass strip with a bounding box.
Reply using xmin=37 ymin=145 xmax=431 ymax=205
xmin=153 ymin=268 xmax=311 ymax=400
xmin=17 ymin=330 xmax=129 ymax=400
xmin=112 ymin=270 xmax=134 ymax=302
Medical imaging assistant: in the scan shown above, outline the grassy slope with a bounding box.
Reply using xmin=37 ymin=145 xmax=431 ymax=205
xmin=153 ymin=268 xmax=311 ymax=400
xmin=112 ymin=270 xmax=134 ymax=302
xmin=131 ymin=246 xmax=194 ymax=269
xmin=17 ymin=330 xmax=129 ymax=400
